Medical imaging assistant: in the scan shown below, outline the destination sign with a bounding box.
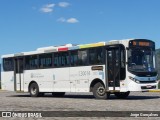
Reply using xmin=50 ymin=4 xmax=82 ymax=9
xmin=129 ymin=40 xmax=155 ymax=48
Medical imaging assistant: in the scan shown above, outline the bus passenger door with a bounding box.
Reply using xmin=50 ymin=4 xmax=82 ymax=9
xmin=14 ymin=58 xmax=24 ymax=92
xmin=106 ymin=46 xmax=121 ymax=91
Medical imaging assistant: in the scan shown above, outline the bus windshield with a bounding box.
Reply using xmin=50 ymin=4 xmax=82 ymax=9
xmin=128 ymin=47 xmax=155 ymax=72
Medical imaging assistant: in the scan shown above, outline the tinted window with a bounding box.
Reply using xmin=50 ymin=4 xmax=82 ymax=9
xmin=39 ymin=54 xmax=52 ymax=68
xmin=3 ymin=58 xmax=14 ymax=71
xmin=78 ymin=50 xmax=88 ymax=65
xmin=54 ymin=53 xmax=59 ymax=67
xmin=15 ymin=58 xmax=24 ymax=73
xmin=61 ymin=52 xmax=70 ymax=66
xmin=70 ymin=51 xmax=78 ymax=66
xmin=89 ymin=47 xmax=103 ymax=64
xmin=54 ymin=52 xmax=69 ymax=67
xmin=25 ymin=55 xmax=38 ymax=69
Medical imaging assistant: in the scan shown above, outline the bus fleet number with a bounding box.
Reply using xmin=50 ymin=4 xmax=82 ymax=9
xmin=79 ymin=71 xmax=90 ymax=76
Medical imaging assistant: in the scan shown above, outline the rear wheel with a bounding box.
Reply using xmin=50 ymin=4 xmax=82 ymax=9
xmin=29 ymin=83 xmax=39 ymax=97
xmin=114 ymin=91 xmax=130 ymax=99
xmin=93 ymin=82 xmax=110 ymax=99
xmin=52 ymin=92 xmax=65 ymax=97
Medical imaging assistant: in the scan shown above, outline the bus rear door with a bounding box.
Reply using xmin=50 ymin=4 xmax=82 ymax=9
xmin=14 ymin=57 xmax=24 ymax=92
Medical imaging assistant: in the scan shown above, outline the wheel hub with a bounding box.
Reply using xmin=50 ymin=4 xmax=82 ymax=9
xmin=31 ymin=87 xmax=36 ymax=95
xmin=97 ymin=86 xmax=105 ymax=96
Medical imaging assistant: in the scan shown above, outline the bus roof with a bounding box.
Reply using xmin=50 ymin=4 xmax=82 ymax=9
xmin=1 ymin=39 xmax=134 ymax=58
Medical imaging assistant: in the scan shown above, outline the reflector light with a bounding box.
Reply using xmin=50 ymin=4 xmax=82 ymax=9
xmin=58 ymin=47 xmax=68 ymax=51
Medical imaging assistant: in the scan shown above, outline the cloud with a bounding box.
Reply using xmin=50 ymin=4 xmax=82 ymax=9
xmin=46 ymin=4 xmax=55 ymax=8
xmin=40 ymin=3 xmax=55 ymax=13
xmin=58 ymin=2 xmax=70 ymax=8
xmin=66 ymin=18 xmax=79 ymax=23
xmin=57 ymin=17 xmax=79 ymax=23
xmin=57 ymin=17 xmax=66 ymax=22
xmin=40 ymin=2 xmax=70 ymax=13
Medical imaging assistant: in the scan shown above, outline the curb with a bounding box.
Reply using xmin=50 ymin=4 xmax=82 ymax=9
xmin=148 ymin=89 xmax=160 ymax=92
xmin=0 ymin=89 xmax=6 ymax=92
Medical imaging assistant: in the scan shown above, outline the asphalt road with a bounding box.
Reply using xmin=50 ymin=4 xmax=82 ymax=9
xmin=0 ymin=91 xmax=160 ymax=120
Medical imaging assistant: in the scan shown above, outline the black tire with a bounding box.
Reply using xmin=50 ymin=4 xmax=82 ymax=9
xmin=52 ymin=92 xmax=65 ymax=97
xmin=29 ymin=83 xmax=40 ymax=97
xmin=114 ymin=91 xmax=130 ymax=99
xmin=93 ymin=82 xmax=109 ymax=99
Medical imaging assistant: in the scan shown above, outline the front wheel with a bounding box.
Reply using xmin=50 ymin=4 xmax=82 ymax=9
xmin=29 ymin=83 xmax=40 ymax=97
xmin=93 ymin=82 xmax=110 ymax=99
xmin=114 ymin=91 xmax=130 ymax=99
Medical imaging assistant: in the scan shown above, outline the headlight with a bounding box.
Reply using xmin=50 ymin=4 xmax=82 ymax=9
xmin=129 ymin=76 xmax=140 ymax=84
xmin=135 ymin=80 xmax=140 ymax=84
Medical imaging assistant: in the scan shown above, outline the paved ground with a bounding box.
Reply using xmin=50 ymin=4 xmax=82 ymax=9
xmin=0 ymin=91 xmax=160 ymax=120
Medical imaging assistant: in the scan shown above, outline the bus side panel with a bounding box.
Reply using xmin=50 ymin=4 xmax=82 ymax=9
xmin=88 ymin=65 xmax=106 ymax=87
xmin=70 ymin=66 xmax=91 ymax=92
xmin=1 ymin=71 xmax=14 ymax=91
xmin=52 ymin=68 xmax=70 ymax=92
xmin=23 ymin=69 xmax=54 ymax=92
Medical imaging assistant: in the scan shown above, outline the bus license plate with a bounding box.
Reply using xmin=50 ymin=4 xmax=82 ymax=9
xmin=146 ymin=85 xmax=152 ymax=89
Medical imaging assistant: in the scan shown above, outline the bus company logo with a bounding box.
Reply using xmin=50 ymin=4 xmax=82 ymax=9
xmin=31 ymin=73 xmax=44 ymax=78
xmin=2 ymin=112 xmax=12 ymax=118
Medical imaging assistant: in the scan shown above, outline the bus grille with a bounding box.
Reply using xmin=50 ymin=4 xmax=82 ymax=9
xmin=139 ymin=81 xmax=156 ymax=84
xmin=141 ymin=85 xmax=156 ymax=89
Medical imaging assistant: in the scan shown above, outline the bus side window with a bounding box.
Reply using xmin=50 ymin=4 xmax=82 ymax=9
xmin=46 ymin=57 xmax=52 ymax=67
xmin=39 ymin=53 xmax=52 ymax=68
xmin=25 ymin=55 xmax=38 ymax=70
xmin=54 ymin=53 xmax=59 ymax=67
xmin=96 ymin=47 xmax=103 ymax=64
xmin=25 ymin=56 xmax=29 ymax=69
xmin=89 ymin=47 xmax=103 ymax=65
xmin=78 ymin=50 xmax=88 ymax=66
xmin=70 ymin=51 xmax=78 ymax=66
xmin=3 ymin=58 xmax=14 ymax=71
xmin=89 ymin=48 xmax=95 ymax=64
xmin=61 ymin=52 xmax=70 ymax=67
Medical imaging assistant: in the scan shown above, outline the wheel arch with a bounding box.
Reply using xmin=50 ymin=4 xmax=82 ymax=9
xmin=90 ymin=78 xmax=105 ymax=92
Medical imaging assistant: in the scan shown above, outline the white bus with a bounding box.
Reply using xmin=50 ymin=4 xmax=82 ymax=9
xmin=1 ymin=39 xmax=158 ymax=99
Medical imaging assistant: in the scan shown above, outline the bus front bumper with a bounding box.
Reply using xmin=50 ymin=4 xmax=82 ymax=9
xmin=128 ymin=80 xmax=158 ymax=92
